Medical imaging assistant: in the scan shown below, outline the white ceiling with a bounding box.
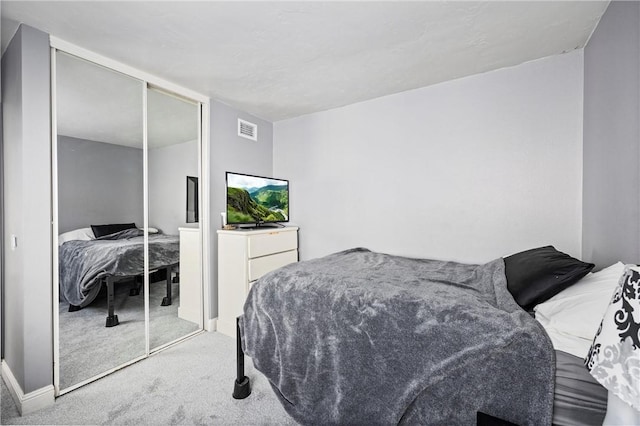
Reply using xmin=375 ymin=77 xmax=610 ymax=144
xmin=2 ymin=1 xmax=609 ymax=123
xmin=56 ymin=50 xmax=198 ymax=148
xmin=55 ymin=51 xmax=143 ymax=147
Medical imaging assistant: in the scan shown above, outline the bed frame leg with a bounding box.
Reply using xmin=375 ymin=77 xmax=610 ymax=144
xmin=105 ymin=277 xmax=119 ymax=327
xmin=232 ymin=316 xmax=251 ymax=399
xmin=130 ymin=276 xmax=142 ymax=296
xmin=161 ymin=265 xmax=173 ymax=306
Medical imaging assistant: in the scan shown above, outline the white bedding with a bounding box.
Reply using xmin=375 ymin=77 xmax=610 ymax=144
xmin=58 ymin=227 xmax=95 ymax=246
xmin=534 ymin=261 xmax=625 ymax=358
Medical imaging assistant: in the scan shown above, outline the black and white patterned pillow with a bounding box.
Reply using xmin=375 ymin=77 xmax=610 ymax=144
xmin=585 ymin=265 xmax=640 ymax=411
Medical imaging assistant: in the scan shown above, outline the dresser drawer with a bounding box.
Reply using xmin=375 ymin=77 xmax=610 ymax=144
xmin=247 ymin=230 xmax=297 ymax=259
xmin=248 ymin=249 xmax=298 ymax=282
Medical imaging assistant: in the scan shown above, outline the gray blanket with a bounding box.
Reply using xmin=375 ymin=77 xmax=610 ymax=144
xmin=241 ymin=248 xmax=555 ymax=425
xmin=59 ymin=229 xmax=180 ymax=307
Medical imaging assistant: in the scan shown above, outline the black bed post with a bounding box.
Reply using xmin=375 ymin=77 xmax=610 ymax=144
xmin=161 ymin=265 xmax=173 ymax=306
xmin=232 ymin=316 xmax=251 ymax=399
xmin=105 ymin=276 xmax=119 ymax=327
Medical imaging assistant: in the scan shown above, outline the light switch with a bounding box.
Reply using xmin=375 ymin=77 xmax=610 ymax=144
xmin=11 ymin=235 xmax=17 ymax=250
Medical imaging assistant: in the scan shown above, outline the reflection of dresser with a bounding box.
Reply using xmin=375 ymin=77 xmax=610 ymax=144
xmin=217 ymin=227 xmax=299 ymax=338
xmin=178 ymin=227 xmax=202 ymax=325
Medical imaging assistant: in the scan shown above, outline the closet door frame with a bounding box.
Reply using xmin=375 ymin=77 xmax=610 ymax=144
xmin=50 ymin=37 xmax=211 ymax=396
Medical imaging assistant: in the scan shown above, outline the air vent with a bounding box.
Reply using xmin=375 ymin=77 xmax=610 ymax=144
xmin=238 ymin=118 xmax=258 ymax=141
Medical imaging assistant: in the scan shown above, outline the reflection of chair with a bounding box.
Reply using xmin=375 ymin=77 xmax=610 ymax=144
xmin=104 ymin=262 xmax=179 ymax=327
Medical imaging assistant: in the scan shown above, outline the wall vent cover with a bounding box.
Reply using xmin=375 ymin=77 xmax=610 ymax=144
xmin=238 ymin=118 xmax=258 ymax=141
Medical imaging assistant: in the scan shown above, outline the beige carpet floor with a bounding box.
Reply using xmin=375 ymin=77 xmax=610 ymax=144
xmin=1 ymin=331 xmax=297 ymax=425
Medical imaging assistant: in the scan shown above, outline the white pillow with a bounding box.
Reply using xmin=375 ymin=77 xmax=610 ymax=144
xmin=139 ymin=227 xmax=160 ymax=234
xmin=58 ymin=227 xmax=95 ymax=245
xmin=534 ymin=261 xmax=626 ymax=357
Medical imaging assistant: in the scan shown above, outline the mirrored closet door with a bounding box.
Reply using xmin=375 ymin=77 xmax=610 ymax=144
xmin=147 ymin=86 xmax=202 ymax=350
xmin=56 ymin=51 xmax=146 ymax=391
xmin=54 ymin=50 xmax=204 ymax=394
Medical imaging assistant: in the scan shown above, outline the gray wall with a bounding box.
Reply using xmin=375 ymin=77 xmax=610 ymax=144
xmin=2 ymin=26 xmax=24 ymax=388
xmin=1 ymin=24 xmax=53 ymax=394
xmin=582 ymin=1 xmax=640 ymax=269
xmin=0 ymin=100 xmax=3 ymax=359
xmin=209 ymin=100 xmax=273 ymax=317
xmin=149 ymin=140 xmax=199 ymax=236
xmin=274 ymin=51 xmax=585 ymax=263
xmin=57 ymin=136 xmax=144 ymax=234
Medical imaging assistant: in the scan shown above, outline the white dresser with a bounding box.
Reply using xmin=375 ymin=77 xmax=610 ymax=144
xmin=217 ymin=226 xmax=299 ymax=338
xmin=178 ymin=227 xmax=202 ymax=325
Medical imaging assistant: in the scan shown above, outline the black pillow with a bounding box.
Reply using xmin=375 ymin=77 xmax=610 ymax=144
xmin=91 ymin=223 xmax=137 ymax=238
xmin=504 ymin=245 xmax=595 ymax=311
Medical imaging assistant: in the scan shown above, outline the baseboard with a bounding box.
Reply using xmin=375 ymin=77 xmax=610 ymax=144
xmin=2 ymin=360 xmax=55 ymax=416
xmin=206 ymin=317 xmax=217 ymax=332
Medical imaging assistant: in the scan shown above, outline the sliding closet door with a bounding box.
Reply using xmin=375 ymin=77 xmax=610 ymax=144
xmin=55 ymin=51 xmax=146 ymax=391
xmin=146 ymin=87 xmax=202 ymax=350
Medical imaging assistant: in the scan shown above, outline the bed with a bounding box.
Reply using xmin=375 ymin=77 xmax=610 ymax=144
xmin=58 ymin=224 xmax=180 ymax=327
xmin=234 ymin=246 xmax=627 ymax=425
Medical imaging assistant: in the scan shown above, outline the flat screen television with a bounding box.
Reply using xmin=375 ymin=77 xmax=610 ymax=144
xmin=226 ymin=172 xmax=289 ymax=226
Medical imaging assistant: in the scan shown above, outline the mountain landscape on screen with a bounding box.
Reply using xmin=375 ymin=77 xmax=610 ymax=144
xmin=227 ymin=175 xmax=289 ymax=224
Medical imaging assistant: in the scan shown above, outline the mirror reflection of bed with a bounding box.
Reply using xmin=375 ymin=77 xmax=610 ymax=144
xmin=55 ymin=51 xmax=202 ymax=392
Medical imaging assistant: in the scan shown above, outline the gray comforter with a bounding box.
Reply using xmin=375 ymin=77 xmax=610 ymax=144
xmin=59 ymin=229 xmax=180 ymax=307
xmin=241 ymin=248 xmax=555 ymax=425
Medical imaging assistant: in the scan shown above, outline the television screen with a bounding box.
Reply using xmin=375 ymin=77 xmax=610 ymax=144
xmin=226 ymin=172 xmax=289 ymax=225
